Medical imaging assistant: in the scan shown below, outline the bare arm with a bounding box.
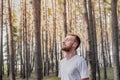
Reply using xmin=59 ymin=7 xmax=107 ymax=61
xmin=82 ymin=78 xmax=89 ymax=80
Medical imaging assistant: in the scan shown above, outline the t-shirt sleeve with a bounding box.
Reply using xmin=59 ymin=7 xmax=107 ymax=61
xmin=58 ymin=62 xmax=61 ymax=78
xmin=77 ymin=58 xmax=89 ymax=79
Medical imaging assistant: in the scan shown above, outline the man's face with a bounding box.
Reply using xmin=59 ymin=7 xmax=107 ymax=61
xmin=62 ymin=35 xmax=76 ymax=51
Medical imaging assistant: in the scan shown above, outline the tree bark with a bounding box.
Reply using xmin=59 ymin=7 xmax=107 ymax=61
xmin=63 ymin=0 xmax=67 ymax=36
xmin=32 ymin=0 xmax=43 ymax=79
xmin=8 ymin=0 xmax=16 ymax=79
xmin=99 ymin=0 xmax=107 ymax=79
xmin=111 ymin=0 xmax=120 ymax=80
xmin=83 ymin=0 xmax=97 ymax=80
xmin=0 ymin=0 xmax=3 ymax=79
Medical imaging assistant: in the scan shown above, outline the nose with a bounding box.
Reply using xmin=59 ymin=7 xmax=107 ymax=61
xmin=62 ymin=40 xmax=65 ymax=45
xmin=62 ymin=41 xmax=64 ymax=44
xmin=62 ymin=40 xmax=66 ymax=43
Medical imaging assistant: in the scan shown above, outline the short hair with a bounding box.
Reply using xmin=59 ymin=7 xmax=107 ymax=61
xmin=67 ymin=33 xmax=81 ymax=49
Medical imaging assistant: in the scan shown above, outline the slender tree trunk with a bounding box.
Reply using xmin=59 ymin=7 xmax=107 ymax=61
xmin=103 ymin=0 xmax=112 ymax=67
xmin=92 ymin=2 xmax=100 ymax=80
xmin=6 ymin=18 xmax=10 ymax=77
xmin=19 ymin=19 xmax=23 ymax=78
xmin=8 ymin=0 xmax=15 ymax=79
xmin=23 ymin=0 xmax=29 ymax=79
xmin=0 ymin=0 xmax=3 ymax=79
xmin=68 ymin=0 xmax=72 ymax=33
xmin=99 ymin=0 xmax=107 ymax=79
xmin=84 ymin=0 xmax=97 ymax=79
xmin=63 ymin=0 xmax=67 ymax=36
xmin=32 ymin=0 xmax=43 ymax=79
xmin=52 ymin=0 xmax=58 ymax=76
xmin=111 ymin=0 xmax=120 ymax=80
xmin=44 ymin=0 xmax=49 ymax=76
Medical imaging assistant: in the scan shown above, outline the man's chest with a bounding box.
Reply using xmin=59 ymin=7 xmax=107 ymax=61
xmin=61 ymin=61 xmax=78 ymax=75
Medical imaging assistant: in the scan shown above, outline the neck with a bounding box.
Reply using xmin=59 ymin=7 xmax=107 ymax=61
xmin=65 ymin=50 xmax=76 ymax=60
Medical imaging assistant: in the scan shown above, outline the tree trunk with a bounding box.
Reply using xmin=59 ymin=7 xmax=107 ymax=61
xmin=111 ymin=0 xmax=120 ymax=80
xmin=6 ymin=18 xmax=10 ymax=77
xmin=99 ymin=0 xmax=107 ymax=79
xmin=44 ymin=0 xmax=49 ymax=76
xmin=8 ymin=0 xmax=16 ymax=79
xmin=84 ymin=0 xmax=97 ymax=79
xmin=0 ymin=0 xmax=3 ymax=79
xmin=103 ymin=0 xmax=112 ymax=67
xmin=92 ymin=2 xmax=100 ymax=80
xmin=23 ymin=0 xmax=29 ymax=79
xmin=63 ymin=0 xmax=67 ymax=36
xmin=32 ymin=0 xmax=43 ymax=79
xmin=52 ymin=0 xmax=58 ymax=76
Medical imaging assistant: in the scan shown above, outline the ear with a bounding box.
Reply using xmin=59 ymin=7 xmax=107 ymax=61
xmin=73 ymin=42 xmax=78 ymax=48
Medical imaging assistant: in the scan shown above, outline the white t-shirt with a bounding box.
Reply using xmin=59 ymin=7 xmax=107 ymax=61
xmin=58 ymin=55 xmax=89 ymax=80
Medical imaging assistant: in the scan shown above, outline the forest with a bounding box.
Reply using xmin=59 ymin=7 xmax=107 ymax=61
xmin=0 ymin=0 xmax=120 ymax=80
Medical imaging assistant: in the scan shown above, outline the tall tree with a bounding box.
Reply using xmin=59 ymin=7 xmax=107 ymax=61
xmin=83 ymin=0 xmax=97 ymax=80
xmin=63 ymin=0 xmax=67 ymax=36
xmin=52 ymin=0 xmax=58 ymax=76
xmin=32 ymin=0 xmax=43 ymax=80
xmin=8 ymin=0 xmax=16 ymax=79
xmin=0 ymin=0 xmax=3 ymax=79
xmin=99 ymin=0 xmax=107 ymax=79
xmin=103 ymin=0 xmax=112 ymax=67
xmin=23 ymin=0 xmax=29 ymax=79
xmin=6 ymin=17 xmax=10 ymax=77
xmin=45 ymin=0 xmax=49 ymax=76
xmin=111 ymin=0 xmax=120 ymax=80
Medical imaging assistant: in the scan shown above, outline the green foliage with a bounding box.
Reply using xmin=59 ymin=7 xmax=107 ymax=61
xmin=30 ymin=1 xmax=32 ymax=4
xmin=58 ymin=0 xmax=63 ymax=5
xmin=4 ymin=64 xmax=8 ymax=73
xmin=100 ymin=67 xmax=114 ymax=80
xmin=12 ymin=10 xmax=19 ymax=42
xmin=104 ymin=0 xmax=110 ymax=5
xmin=13 ymin=25 xmax=18 ymax=33
xmin=77 ymin=7 xmax=83 ymax=13
xmin=48 ymin=8 xmax=52 ymax=16
xmin=118 ymin=5 xmax=120 ymax=14
xmin=13 ymin=25 xmax=19 ymax=41
xmin=12 ymin=11 xmax=17 ymax=23
xmin=103 ymin=0 xmax=111 ymax=11
xmin=43 ymin=76 xmax=60 ymax=80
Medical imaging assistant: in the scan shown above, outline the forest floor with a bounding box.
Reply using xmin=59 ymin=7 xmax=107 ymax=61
xmin=3 ymin=67 xmax=113 ymax=80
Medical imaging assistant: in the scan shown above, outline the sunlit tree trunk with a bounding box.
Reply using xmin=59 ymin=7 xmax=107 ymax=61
xmin=19 ymin=1 xmax=23 ymax=78
xmin=6 ymin=18 xmax=10 ymax=77
xmin=68 ymin=0 xmax=72 ymax=33
xmin=8 ymin=0 xmax=15 ymax=79
xmin=23 ymin=0 xmax=29 ymax=79
xmin=52 ymin=0 xmax=58 ymax=76
xmin=63 ymin=0 xmax=67 ymax=36
xmin=45 ymin=0 xmax=49 ymax=76
xmin=99 ymin=0 xmax=107 ymax=79
xmin=103 ymin=0 xmax=112 ymax=67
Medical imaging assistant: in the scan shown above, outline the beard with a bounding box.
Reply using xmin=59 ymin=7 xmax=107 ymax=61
xmin=62 ymin=45 xmax=72 ymax=51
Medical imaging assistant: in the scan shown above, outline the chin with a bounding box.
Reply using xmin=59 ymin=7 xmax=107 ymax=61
xmin=62 ymin=47 xmax=70 ymax=52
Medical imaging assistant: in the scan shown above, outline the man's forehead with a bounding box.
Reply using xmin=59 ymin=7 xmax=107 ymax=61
xmin=65 ymin=35 xmax=75 ymax=39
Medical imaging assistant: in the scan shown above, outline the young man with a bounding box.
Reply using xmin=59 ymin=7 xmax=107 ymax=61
xmin=58 ymin=34 xmax=89 ymax=80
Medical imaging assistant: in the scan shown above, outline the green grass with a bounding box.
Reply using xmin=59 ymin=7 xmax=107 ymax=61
xmin=100 ymin=67 xmax=114 ymax=80
xmin=43 ymin=76 xmax=60 ymax=80
xmin=3 ymin=67 xmax=114 ymax=80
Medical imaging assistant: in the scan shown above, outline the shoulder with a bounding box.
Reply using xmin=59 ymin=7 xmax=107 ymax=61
xmin=60 ymin=58 xmax=66 ymax=64
xmin=75 ymin=55 xmax=85 ymax=61
xmin=75 ymin=55 xmax=87 ymax=65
